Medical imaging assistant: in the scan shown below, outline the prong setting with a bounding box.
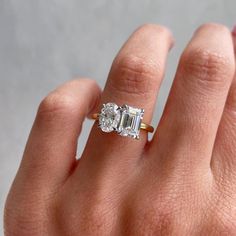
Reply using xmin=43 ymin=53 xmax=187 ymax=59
xmin=98 ymin=103 xmax=121 ymax=133
xmin=98 ymin=103 xmax=144 ymax=139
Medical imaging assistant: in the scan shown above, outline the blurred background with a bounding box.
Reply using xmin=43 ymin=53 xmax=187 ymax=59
xmin=0 ymin=0 xmax=236 ymax=233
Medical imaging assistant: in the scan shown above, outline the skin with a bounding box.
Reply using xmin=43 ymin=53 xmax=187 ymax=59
xmin=4 ymin=23 xmax=236 ymax=235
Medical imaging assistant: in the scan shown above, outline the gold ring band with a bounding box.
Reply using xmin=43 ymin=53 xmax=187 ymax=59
xmin=91 ymin=113 xmax=154 ymax=133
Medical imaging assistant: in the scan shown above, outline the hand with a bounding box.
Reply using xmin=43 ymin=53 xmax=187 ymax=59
xmin=4 ymin=24 xmax=236 ymax=236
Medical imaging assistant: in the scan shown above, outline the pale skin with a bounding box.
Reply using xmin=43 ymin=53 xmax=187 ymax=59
xmin=4 ymin=23 xmax=236 ymax=235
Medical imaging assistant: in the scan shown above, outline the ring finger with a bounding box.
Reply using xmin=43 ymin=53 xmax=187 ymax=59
xmin=81 ymin=24 xmax=173 ymax=170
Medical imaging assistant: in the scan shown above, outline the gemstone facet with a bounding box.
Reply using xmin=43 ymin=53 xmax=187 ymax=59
xmin=98 ymin=103 xmax=121 ymax=132
xmin=117 ymin=105 xmax=144 ymax=139
xmin=98 ymin=103 xmax=144 ymax=139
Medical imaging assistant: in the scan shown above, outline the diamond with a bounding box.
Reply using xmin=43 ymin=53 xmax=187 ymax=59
xmin=98 ymin=103 xmax=121 ymax=132
xmin=117 ymin=105 xmax=144 ymax=139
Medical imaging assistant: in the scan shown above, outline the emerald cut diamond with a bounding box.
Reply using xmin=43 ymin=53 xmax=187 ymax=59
xmin=117 ymin=105 xmax=144 ymax=139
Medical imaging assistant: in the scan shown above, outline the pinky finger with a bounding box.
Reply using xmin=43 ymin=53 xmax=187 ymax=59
xmin=11 ymin=79 xmax=101 ymax=193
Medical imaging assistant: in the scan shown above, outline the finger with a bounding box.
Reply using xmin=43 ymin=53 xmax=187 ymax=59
xmin=152 ymin=24 xmax=235 ymax=173
xmin=82 ymin=24 xmax=173 ymax=166
xmin=211 ymin=27 xmax=236 ymax=182
xmin=14 ymin=79 xmax=101 ymax=191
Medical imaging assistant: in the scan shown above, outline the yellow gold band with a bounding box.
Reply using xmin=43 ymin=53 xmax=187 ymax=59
xmin=91 ymin=113 xmax=154 ymax=133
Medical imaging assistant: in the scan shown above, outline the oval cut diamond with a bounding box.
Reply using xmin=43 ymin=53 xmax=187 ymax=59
xmin=99 ymin=103 xmax=121 ymax=132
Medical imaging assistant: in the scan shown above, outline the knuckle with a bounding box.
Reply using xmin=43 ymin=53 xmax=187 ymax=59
xmin=110 ymin=55 xmax=161 ymax=97
xmin=4 ymin=193 xmax=47 ymax=236
xmin=123 ymin=202 xmax=175 ymax=235
xmin=142 ymin=206 xmax=174 ymax=235
xmin=201 ymin=188 xmax=236 ymax=235
xmin=37 ymin=92 xmax=77 ymax=120
xmin=58 ymin=188 xmax=117 ymax=235
xmin=180 ymin=48 xmax=234 ymax=87
xmin=201 ymin=218 xmax=236 ymax=236
xmin=81 ymin=206 xmax=113 ymax=233
xmin=60 ymin=201 xmax=114 ymax=235
xmin=122 ymin=191 xmax=180 ymax=235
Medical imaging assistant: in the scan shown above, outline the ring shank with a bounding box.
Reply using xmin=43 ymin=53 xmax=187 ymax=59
xmin=140 ymin=123 xmax=154 ymax=133
xmin=91 ymin=113 xmax=154 ymax=133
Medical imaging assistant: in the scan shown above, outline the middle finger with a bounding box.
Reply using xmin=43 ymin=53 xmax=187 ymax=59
xmin=152 ymin=24 xmax=235 ymax=174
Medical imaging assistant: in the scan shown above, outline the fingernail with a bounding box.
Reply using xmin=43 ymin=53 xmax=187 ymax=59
xmin=232 ymin=25 xmax=236 ymax=37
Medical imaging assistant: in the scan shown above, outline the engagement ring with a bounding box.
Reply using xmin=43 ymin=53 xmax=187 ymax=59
xmin=91 ymin=103 xmax=154 ymax=139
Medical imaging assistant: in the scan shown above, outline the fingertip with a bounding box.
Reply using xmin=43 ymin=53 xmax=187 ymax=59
xmin=66 ymin=78 xmax=102 ymax=117
xmin=133 ymin=23 xmax=175 ymax=51
xmin=87 ymin=89 xmax=101 ymax=119
xmin=84 ymin=79 xmax=102 ymax=117
xmin=19 ymin=77 xmax=103 ymax=188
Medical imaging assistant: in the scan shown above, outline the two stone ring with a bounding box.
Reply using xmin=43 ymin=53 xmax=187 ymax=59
xmin=91 ymin=103 xmax=154 ymax=139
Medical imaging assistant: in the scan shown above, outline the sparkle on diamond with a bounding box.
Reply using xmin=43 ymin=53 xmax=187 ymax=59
xmin=98 ymin=103 xmax=121 ymax=132
xmin=98 ymin=103 xmax=145 ymax=139
xmin=117 ymin=105 xmax=144 ymax=139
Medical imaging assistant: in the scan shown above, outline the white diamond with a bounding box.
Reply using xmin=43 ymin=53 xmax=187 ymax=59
xmin=117 ymin=105 xmax=144 ymax=139
xmin=99 ymin=103 xmax=121 ymax=132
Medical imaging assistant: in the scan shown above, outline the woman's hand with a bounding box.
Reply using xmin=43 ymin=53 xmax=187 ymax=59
xmin=4 ymin=23 xmax=236 ymax=236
